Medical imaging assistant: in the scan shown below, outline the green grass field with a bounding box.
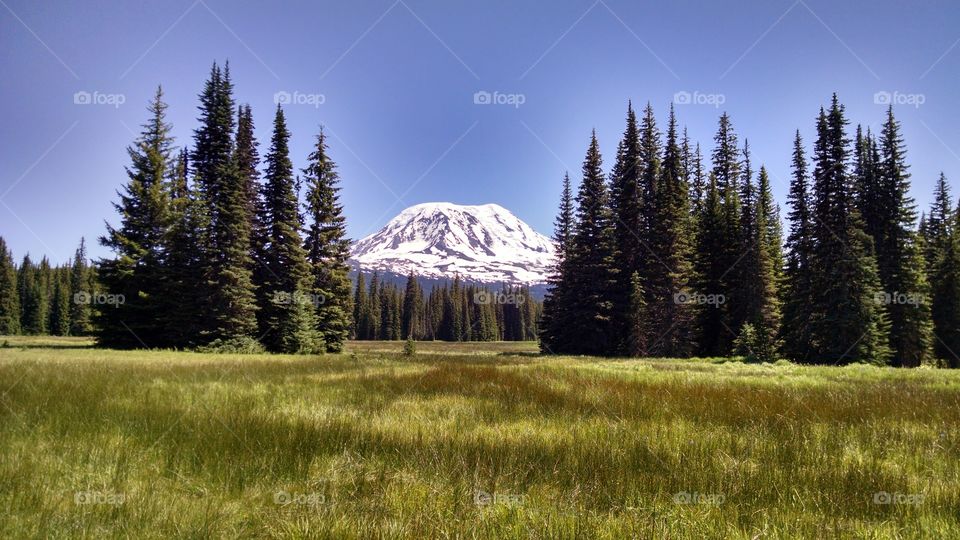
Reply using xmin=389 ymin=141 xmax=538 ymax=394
xmin=1 ymin=336 xmax=958 ymax=538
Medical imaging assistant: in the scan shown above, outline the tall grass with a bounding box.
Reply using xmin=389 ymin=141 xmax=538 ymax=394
xmin=1 ymin=338 xmax=957 ymax=538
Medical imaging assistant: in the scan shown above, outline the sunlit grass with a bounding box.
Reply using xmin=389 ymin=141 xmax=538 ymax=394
xmin=1 ymin=338 xmax=958 ymax=538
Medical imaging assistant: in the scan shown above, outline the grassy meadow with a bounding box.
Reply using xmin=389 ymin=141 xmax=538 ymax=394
xmin=1 ymin=336 xmax=958 ymax=538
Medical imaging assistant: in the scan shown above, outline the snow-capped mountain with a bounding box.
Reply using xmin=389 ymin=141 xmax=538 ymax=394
xmin=350 ymin=202 xmax=556 ymax=285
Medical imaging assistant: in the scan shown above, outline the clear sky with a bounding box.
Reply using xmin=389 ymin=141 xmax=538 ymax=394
xmin=2 ymin=0 xmax=960 ymax=263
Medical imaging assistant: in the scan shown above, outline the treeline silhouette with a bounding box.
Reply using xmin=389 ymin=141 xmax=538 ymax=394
xmin=0 ymin=237 xmax=94 ymax=337
xmin=540 ymin=96 xmax=959 ymax=367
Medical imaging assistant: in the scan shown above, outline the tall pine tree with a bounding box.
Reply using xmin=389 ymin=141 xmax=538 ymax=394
xmin=257 ymin=106 xmax=321 ymax=353
xmin=608 ymin=103 xmax=644 ymax=354
xmin=540 ymin=172 xmax=575 ymax=353
xmin=807 ymin=96 xmax=890 ymax=365
xmin=646 ymin=104 xmax=695 ymax=356
xmin=302 ymin=128 xmax=352 ymax=352
xmin=872 ymin=106 xmax=932 ymax=366
xmin=564 ymin=132 xmax=619 ymax=355
xmin=98 ymin=87 xmax=174 ymax=348
xmin=781 ymin=131 xmax=815 ymax=361
xmin=197 ymin=64 xmax=259 ymax=342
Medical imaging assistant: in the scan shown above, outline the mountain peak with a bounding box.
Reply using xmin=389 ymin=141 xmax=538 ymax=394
xmin=351 ymin=202 xmax=555 ymax=284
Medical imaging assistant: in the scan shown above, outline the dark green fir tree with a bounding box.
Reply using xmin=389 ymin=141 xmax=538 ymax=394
xmin=302 ymin=128 xmax=352 ymax=352
xmin=0 ymin=237 xmax=20 ymax=335
xmin=257 ymin=106 xmax=321 ymax=353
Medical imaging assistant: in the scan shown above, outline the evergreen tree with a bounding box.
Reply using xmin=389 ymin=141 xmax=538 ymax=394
xmin=625 ymin=272 xmax=647 ymax=356
xmin=159 ymin=148 xmax=208 ymax=347
xmin=68 ymin=238 xmax=91 ymax=335
xmin=402 ymin=272 xmax=424 ymax=340
xmin=608 ymin=103 xmax=644 ymax=353
xmin=923 ymin=172 xmax=953 ymax=276
xmin=638 ymin=103 xmax=661 ymax=239
xmin=740 ymin=166 xmax=782 ymax=357
xmin=565 ymin=132 xmax=619 ymax=355
xmin=733 ymin=142 xmax=769 ymax=347
xmin=49 ymin=274 xmax=71 ymax=336
xmin=235 ymin=104 xmax=262 ymax=251
xmin=18 ymin=255 xmax=43 ymax=335
xmin=871 ymin=106 xmax=932 ymax=366
xmin=202 ymin=68 xmax=259 ymax=342
xmin=781 ymin=131 xmax=815 ymax=361
xmin=302 ymin=128 xmax=352 ymax=352
xmin=367 ymin=272 xmax=381 ymax=340
xmin=0 ymin=237 xmax=20 ymax=335
xmin=539 ymin=172 xmax=575 ymax=353
xmin=257 ymin=106 xmax=321 ymax=353
xmin=931 ymin=222 xmax=960 ymax=367
xmin=691 ymin=114 xmax=742 ymax=355
xmin=352 ymin=272 xmax=367 ymax=339
xmin=923 ymin=174 xmax=959 ymax=365
xmin=646 ymin=104 xmax=695 ymax=356
xmin=689 ymin=143 xmax=706 ymax=217
xmin=808 ymin=96 xmax=890 ymax=365
xmin=98 ymin=87 xmax=174 ymax=348
xmin=714 ymin=114 xmax=743 ymax=352
xmin=693 ymin=173 xmax=726 ymax=356
xmin=450 ymin=275 xmax=466 ymax=340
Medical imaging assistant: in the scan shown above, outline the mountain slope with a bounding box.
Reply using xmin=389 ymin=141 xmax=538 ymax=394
xmin=350 ymin=202 xmax=555 ymax=284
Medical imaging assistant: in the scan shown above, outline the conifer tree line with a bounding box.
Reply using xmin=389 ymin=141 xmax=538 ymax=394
xmin=351 ymin=272 xmax=540 ymax=341
xmin=541 ymin=96 xmax=960 ymax=367
xmin=92 ymin=61 xmax=352 ymax=353
xmin=0 ymin=237 xmax=94 ymax=337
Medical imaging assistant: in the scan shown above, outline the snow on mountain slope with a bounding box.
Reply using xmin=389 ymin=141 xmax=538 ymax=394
xmin=350 ymin=202 xmax=556 ymax=284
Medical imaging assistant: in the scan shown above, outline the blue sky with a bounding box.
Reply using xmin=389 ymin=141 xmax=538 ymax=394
xmin=2 ymin=0 xmax=960 ymax=263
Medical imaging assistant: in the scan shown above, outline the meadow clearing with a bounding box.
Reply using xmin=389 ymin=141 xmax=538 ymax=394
xmin=0 ymin=336 xmax=958 ymax=539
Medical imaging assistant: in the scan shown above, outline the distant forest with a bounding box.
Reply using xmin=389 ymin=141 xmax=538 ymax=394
xmin=540 ymin=97 xmax=959 ymax=367
xmin=351 ymin=272 xmax=539 ymax=342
